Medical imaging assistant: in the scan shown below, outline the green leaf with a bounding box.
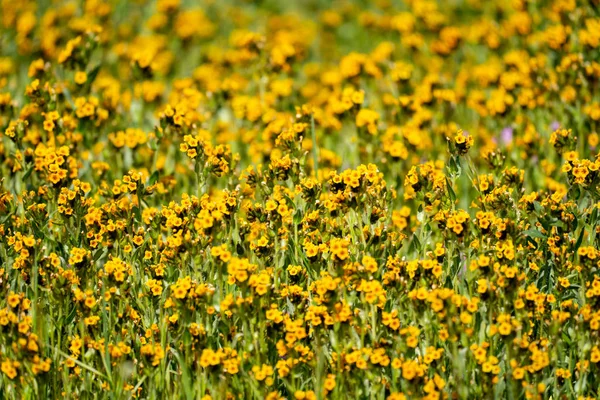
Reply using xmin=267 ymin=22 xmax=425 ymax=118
xmin=133 ymin=205 xmax=142 ymax=222
xmin=523 ymin=229 xmax=546 ymax=239
xmin=55 ymin=348 xmax=108 ymax=380
xmin=574 ymin=228 xmax=585 ymax=252
xmin=149 ymin=171 xmax=159 ymax=186
xmin=170 ymin=349 xmax=194 ymax=400
xmin=590 ymin=207 xmax=598 ymax=224
xmin=93 ymin=247 xmax=107 ymax=262
xmin=65 ymin=306 xmax=77 ymax=326
xmin=408 ymin=234 xmax=421 ymax=254
xmin=446 ymin=178 xmax=457 ymax=204
xmin=87 ymin=64 xmax=102 ymax=85
xmin=22 ymin=165 xmax=34 ymax=181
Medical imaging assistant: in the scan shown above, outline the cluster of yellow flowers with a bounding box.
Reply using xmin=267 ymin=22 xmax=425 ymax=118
xmin=2 ymin=0 xmax=600 ymax=399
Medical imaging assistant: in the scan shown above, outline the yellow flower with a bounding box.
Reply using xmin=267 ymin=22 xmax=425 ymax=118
xmin=74 ymin=71 xmax=87 ymax=85
xmin=1 ymin=360 xmax=19 ymax=379
xmin=7 ymin=293 xmax=20 ymax=308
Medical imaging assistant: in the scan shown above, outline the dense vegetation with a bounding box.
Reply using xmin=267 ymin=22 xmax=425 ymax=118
xmin=1 ymin=0 xmax=600 ymax=398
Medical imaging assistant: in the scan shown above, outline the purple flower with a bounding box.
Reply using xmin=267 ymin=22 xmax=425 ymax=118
xmin=501 ymin=127 xmax=513 ymax=145
xmin=550 ymin=121 xmax=560 ymax=131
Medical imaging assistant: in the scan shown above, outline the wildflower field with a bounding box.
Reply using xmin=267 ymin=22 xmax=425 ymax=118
xmin=2 ymin=0 xmax=600 ymax=398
